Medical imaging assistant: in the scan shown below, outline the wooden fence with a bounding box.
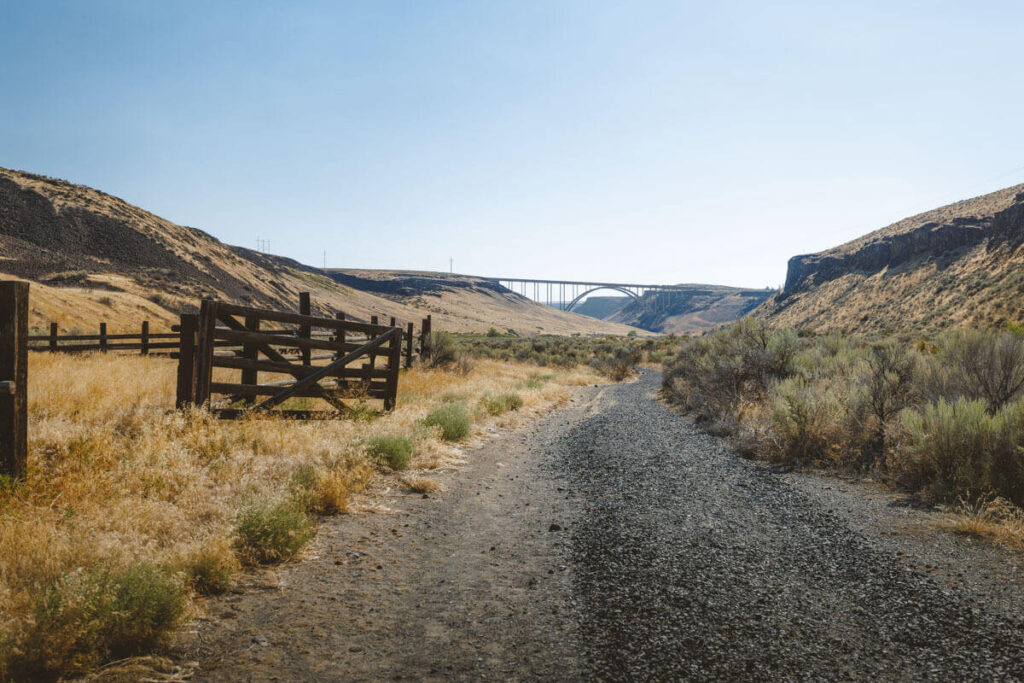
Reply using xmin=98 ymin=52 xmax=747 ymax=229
xmin=26 ymin=293 xmax=434 ymax=362
xmin=28 ymin=321 xmax=178 ymax=354
xmin=1 ymin=281 xmax=28 ymax=479
xmin=176 ymin=300 xmax=407 ymax=418
xmin=0 ymin=285 xmax=437 ymax=473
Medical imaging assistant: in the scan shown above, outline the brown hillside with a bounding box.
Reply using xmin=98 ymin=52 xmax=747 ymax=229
xmin=0 ymin=168 xmax=640 ymax=336
xmin=759 ymin=183 xmax=1024 ymax=334
xmin=608 ymin=285 xmax=774 ymax=334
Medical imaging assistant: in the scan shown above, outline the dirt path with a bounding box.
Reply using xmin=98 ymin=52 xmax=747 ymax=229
xmin=173 ymin=371 xmax=1024 ymax=681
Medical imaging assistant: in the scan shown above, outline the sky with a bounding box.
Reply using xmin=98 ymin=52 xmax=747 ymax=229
xmin=2 ymin=1 xmax=1023 ymax=289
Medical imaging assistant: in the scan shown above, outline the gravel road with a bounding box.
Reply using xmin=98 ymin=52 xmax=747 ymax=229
xmin=174 ymin=370 xmax=1024 ymax=681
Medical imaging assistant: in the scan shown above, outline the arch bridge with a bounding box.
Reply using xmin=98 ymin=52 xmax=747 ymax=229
xmin=489 ymin=277 xmax=689 ymax=313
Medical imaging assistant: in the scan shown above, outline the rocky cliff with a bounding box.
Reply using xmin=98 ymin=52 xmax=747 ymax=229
xmin=761 ymin=184 xmax=1024 ymax=334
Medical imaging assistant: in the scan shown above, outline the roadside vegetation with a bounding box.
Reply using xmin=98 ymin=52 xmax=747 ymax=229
xmin=662 ymin=320 xmax=1024 ymax=547
xmin=0 ymin=350 xmax=618 ymax=681
xmin=451 ymin=332 xmax=676 ymax=379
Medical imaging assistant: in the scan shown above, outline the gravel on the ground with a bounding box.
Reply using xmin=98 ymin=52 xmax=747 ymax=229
xmin=171 ymin=369 xmax=1024 ymax=682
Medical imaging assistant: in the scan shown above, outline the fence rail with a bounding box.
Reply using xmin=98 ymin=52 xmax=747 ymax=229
xmin=27 ymin=321 xmax=177 ymax=354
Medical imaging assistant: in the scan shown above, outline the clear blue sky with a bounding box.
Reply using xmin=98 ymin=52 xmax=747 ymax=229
xmin=2 ymin=1 xmax=1023 ymax=288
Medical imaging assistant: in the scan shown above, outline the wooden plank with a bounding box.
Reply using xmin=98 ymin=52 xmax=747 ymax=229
xmin=194 ymin=300 xmax=218 ymax=406
xmin=209 ymin=381 xmax=388 ymax=397
xmin=213 ymin=328 xmax=349 ymax=353
xmin=175 ymin=313 xmax=198 ymax=409
xmin=27 ymin=332 xmax=177 ymax=342
xmin=0 ymin=281 xmax=28 ymax=479
xmin=250 ymin=328 xmax=400 ymax=413
xmin=216 ymin=313 xmax=292 ymax=365
xmin=215 ymin=302 xmax=393 ymax=335
xmin=299 ymin=292 xmax=311 ymax=366
xmin=213 ymin=408 xmax=345 ymax=421
xmin=335 ymin=311 xmax=346 ymax=361
xmin=369 ymin=316 xmax=379 ymax=368
xmin=384 ymin=326 xmax=402 ymax=411
xmin=405 ymin=322 xmax=414 ymax=368
xmin=27 ymin=342 xmax=180 ymax=352
xmin=420 ymin=315 xmax=432 ymax=361
xmin=212 ymin=355 xmax=391 ymax=379
xmin=241 ymin=315 xmax=259 ymax=406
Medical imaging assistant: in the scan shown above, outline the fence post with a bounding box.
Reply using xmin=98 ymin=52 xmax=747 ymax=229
xmin=193 ymin=301 xmax=218 ymax=407
xmin=99 ymin=322 xmax=108 ymax=352
xmin=384 ymin=329 xmax=402 ymax=411
xmin=49 ymin=322 xmax=57 ymax=351
xmin=141 ymin=320 xmax=150 ymax=355
xmin=420 ymin=315 xmax=432 ymax=362
xmin=335 ymin=311 xmax=346 ymax=361
xmin=241 ymin=315 xmax=259 ymax=406
xmin=390 ymin=316 xmax=396 ymax=328
xmin=299 ymin=292 xmax=311 ymax=366
xmin=368 ymin=316 xmax=378 ymax=369
xmin=405 ymin=322 xmax=414 ymax=369
xmin=175 ymin=313 xmax=198 ymax=409
xmin=0 ymin=281 xmax=29 ymax=479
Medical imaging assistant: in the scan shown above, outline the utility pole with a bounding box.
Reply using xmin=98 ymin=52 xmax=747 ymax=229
xmin=449 ymin=257 xmax=453 ymax=274
xmin=323 ymin=250 xmax=326 ymax=269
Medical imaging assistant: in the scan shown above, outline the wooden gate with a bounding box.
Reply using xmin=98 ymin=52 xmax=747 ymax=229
xmin=178 ymin=300 xmax=404 ymax=418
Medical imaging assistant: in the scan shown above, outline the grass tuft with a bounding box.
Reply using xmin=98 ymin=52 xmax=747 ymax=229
xmin=233 ymin=500 xmax=313 ymax=566
xmin=481 ymin=392 xmax=524 ymax=416
xmin=366 ymin=435 xmax=414 ymax=470
xmin=423 ymin=404 xmax=471 ymax=441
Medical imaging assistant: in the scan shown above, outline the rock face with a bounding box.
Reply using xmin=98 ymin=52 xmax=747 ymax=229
xmin=761 ymin=184 xmax=1024 ymax=334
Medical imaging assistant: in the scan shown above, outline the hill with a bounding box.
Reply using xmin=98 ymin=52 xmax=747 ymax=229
xmin=572 ymin=295 xmax=631 ymax=320
xmin=758 ymin=184 xmax=1024 ymax=334
xmin=0 ymin=167 xmax=640 ymax=336
xmin=607 ymin=285 xmax=774 ymax=334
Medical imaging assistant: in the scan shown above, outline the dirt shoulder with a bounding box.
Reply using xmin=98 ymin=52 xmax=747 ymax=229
xmin=170 ymin=386 xmax=607 ymax=681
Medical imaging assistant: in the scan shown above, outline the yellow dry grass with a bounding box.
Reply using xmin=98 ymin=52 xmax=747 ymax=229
xmin=941 ymin=497 xmax=1024 ymax=551
xmin=0 ymin=352 xmax=608 ymax=678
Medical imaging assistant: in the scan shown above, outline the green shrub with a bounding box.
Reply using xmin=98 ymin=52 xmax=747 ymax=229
xmin=11 ymin=563 xmax=186 ymax=678
xmin=233 ymin=500 xmax=313 ymax=565
xmin=423 ymin=403 xmax=471 ymax=441
xmin=481 ymin=392 xmax=524 ymax=416
xmin=427 ymin=331 xmax=458 ymax=368
xmin=767 ymin=377 xmax=853 ymax=465
xmin=892 ymin=397 xmax=1024 ymax=505
xmin=922 ymin=329 xmax=1024 ymax=411
xmin=366 ymin=435 xmax=414 ymax=470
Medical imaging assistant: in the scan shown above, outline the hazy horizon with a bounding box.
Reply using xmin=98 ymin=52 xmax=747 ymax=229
xmin=2 ymin=1 xmax=1023 ymax=288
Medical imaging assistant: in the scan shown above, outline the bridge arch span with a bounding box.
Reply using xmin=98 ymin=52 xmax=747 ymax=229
xmin=565 ymin=286 xmax=640 ymax=312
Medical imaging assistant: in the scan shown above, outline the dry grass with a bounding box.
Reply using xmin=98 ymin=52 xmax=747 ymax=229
xmin=941 ymin=496 xmax=1024 ymax=550
xmin=400 ymin=476 xmax=442 ymax=494
xmin=0 ymin=352 xmax=609 ymax=679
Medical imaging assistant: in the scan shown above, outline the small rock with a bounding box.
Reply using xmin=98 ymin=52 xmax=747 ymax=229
xmin=549 ymin=523 xmax=562 ymax=532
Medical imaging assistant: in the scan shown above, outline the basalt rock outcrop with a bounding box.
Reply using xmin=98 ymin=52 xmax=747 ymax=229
xmin=761 ymin=183 xmax=1024 ymax=334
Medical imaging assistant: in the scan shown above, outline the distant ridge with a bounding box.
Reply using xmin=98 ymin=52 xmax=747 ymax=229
xmin=759 ymin=183 xmax=1024 ymax=334
xmin=0 ymin=167 xmax=641 ymax=335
